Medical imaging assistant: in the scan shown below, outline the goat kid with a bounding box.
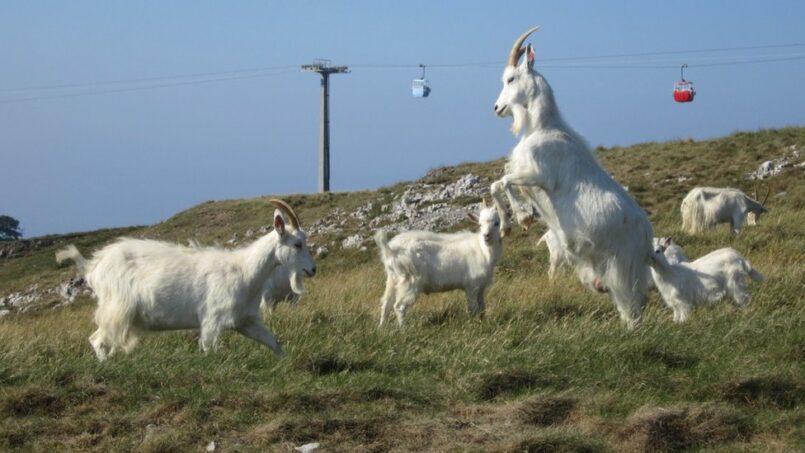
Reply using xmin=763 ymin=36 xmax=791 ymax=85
xmin=649 ymin=238 xmax=763 ymax=322
xmin=374 ymin=205 xmax=503 ymax=326
xmin=647 ymin=237 xmax=689 ymax=291
xmin=56 ymin=199 xmax=315 ymax=361
xmin=489 ymin=26 xmax=654 ymax=327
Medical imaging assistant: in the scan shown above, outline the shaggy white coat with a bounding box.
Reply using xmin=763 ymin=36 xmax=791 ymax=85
xmin=374 ymin=206 xmax=503 ymax=326
xmin=490 ymin=29 xmax=654 ymax=326
xmin=647 ymin=237 xmax=689 ymax=291
xmin=680 ymin=187 xmax=766 ymax=235
xmin=649 ymin=240 xmax=763 ymax=322
xmin=258 ymin=266 xmax=301 ymax=314
xmin=56 ymin=208 xmax=315 ymax=361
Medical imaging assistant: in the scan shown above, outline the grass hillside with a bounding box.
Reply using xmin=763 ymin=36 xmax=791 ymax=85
xmin=1 ymin=127 xmax=803 ymax=452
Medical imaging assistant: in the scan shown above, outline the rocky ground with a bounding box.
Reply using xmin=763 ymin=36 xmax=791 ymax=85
xmin=0 ymin=172 xmax=491 ymax=316
xmin=3 ymin=143 xmax=803 ymax=317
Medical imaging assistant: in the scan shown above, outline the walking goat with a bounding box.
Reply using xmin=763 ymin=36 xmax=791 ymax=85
xmin=649 ymin=238 xmax=763 ymax=322
xmin=258 ymin=210 xmax=303 ymax=314
xmin=374 ymin=205 xmax=503 ymax=326
xmin=680 ymin=186 xmax=769 ymax=235
xmin=489 ymin=26 xmax=654 ymax=326
xmin=56 ymin=199 xmax=315 ymax=361
xmin=259 ymin=265 xmax=300 ymax=314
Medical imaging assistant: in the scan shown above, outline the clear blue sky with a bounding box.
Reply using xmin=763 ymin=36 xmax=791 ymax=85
xmin=2 ymin=1 xmax=803 ymax=237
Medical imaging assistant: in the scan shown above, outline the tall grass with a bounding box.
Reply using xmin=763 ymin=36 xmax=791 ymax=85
xmin=1 ymin=128 xmax=803 ymax=451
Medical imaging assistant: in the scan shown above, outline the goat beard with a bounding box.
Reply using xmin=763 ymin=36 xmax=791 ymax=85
xmin=289 ymin=271 xmax=306 ymax=295
xmin=510 ymin=104 xmax=528 ymax=136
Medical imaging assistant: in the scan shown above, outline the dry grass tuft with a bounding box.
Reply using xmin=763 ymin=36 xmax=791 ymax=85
xmin=720 ymin=376 xmax=803 ymax=409
xmin=474 ymin=369 xmax=556 ymax=401
xmin=300 ymin=355 xmax=375 ymax=375
xmin=619 ymin=404 xmax=751 ymax=452
xmin=499 ymin=430 xmax=610 ymax=453
xmin=516 ymin=395 xmax=577 ymax=426
xmin=641 ymin=346 xmax=698 ymax=369
xmin=249 ymin=416 xmax=390 ymax=446
xmin=2 ymin=386 xmax=65 ymax=417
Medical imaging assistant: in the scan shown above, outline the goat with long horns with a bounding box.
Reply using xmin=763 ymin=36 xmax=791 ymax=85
xmin=490 ymin=26 xmax=655 ymax=327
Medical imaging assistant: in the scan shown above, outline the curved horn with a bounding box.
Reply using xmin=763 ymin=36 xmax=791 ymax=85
xmin=508 ymin=25 xmax=540 ymax=66
xmin=268 ymin=198 xmax=301 ymax=230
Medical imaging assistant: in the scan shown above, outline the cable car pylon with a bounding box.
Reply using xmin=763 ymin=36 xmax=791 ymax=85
xmin=302 ymin=59 xmax=350 ymax=192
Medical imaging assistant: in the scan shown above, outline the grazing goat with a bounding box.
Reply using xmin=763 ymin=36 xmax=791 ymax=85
xmin=489 ymin=26 xmax=654 ymax=326
xmin=374 ymin=205 xmax=503 ymax=326
xmin=649 ymin=238 xmax=763 ymax=322
xmin=680 ymin=186 xmax=769 ymax=235
xmin=55 ymin=199 xmax=315 ymax=361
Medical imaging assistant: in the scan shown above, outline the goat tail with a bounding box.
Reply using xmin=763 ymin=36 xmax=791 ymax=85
xmin=374 ymin=230 xmax=417 ymax=280
xmin=56 ymin=244 xmax=88 ymax=276
xmin=374 ymin=229 xmax=393 ymax=262
xmin=680 ymin=195 xmax=704 ymax=234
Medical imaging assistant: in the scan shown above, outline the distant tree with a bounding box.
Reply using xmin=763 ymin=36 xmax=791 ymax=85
xmin=0 ymin=215 xmax=22 ymax=241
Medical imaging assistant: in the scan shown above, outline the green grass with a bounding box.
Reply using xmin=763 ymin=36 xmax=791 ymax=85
xmin=1 ymin=127 xmax=804 ymax=451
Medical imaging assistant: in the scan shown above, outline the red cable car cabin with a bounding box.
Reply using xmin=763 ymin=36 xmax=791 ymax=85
xmin=673 ymin=80 xmax=695 ymax=103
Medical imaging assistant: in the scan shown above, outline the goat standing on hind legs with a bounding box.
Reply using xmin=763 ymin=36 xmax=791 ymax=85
xmin=489 ymin=26 xmax=654 ymax=327
xmin=56 ymin=199 xmax=316 ymax=361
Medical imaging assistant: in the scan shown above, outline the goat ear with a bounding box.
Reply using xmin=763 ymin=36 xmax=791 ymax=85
xmin=273 ymin=208 xmax=290 ymax=225
xmin=467 ymin=213 xmax=479 ymax=225
xmin=274 ymin=213 xmax=286 ymax=235
xmin=525 ymin=44 xmax=536 ymax=70
xmin=663 ymin=237 xmax=673 ymax=248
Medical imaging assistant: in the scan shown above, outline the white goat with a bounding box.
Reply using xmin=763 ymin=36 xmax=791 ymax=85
xmin=647 ymin=237 xmax=689 ymax=290
xmin=680 ymin=186 xmax=769 ymax=235
xmin=649 ymin=238 xmax=763 ymax=322
xmin=185 ymin=213 xmax=303 ymax=316
xmin=374 ymin=205 xmax=503 ymax=326
xmin=489 ymin=26 xmax=654 ymax=326
xmin=537 ymin=229 xmax=571 ymax=280
xmin=653 ymin=237 xmax=689 ymax=266
xmin=259 ymin=265 xmax=300 ymax=314
xmin=55 ymin=199 xmax=315 ymax=361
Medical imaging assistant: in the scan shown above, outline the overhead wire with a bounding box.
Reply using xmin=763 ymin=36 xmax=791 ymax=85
xmin=0 ymin=69 xmax=299 ymax=104
xmin=0 ymin=65 xmax=300 ymax=94
xmin=2 ymin=42 xmax=804 ymax=103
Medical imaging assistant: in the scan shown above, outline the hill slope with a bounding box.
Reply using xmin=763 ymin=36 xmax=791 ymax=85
xmin=1 ymin=127 xmax=803 ymax=451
